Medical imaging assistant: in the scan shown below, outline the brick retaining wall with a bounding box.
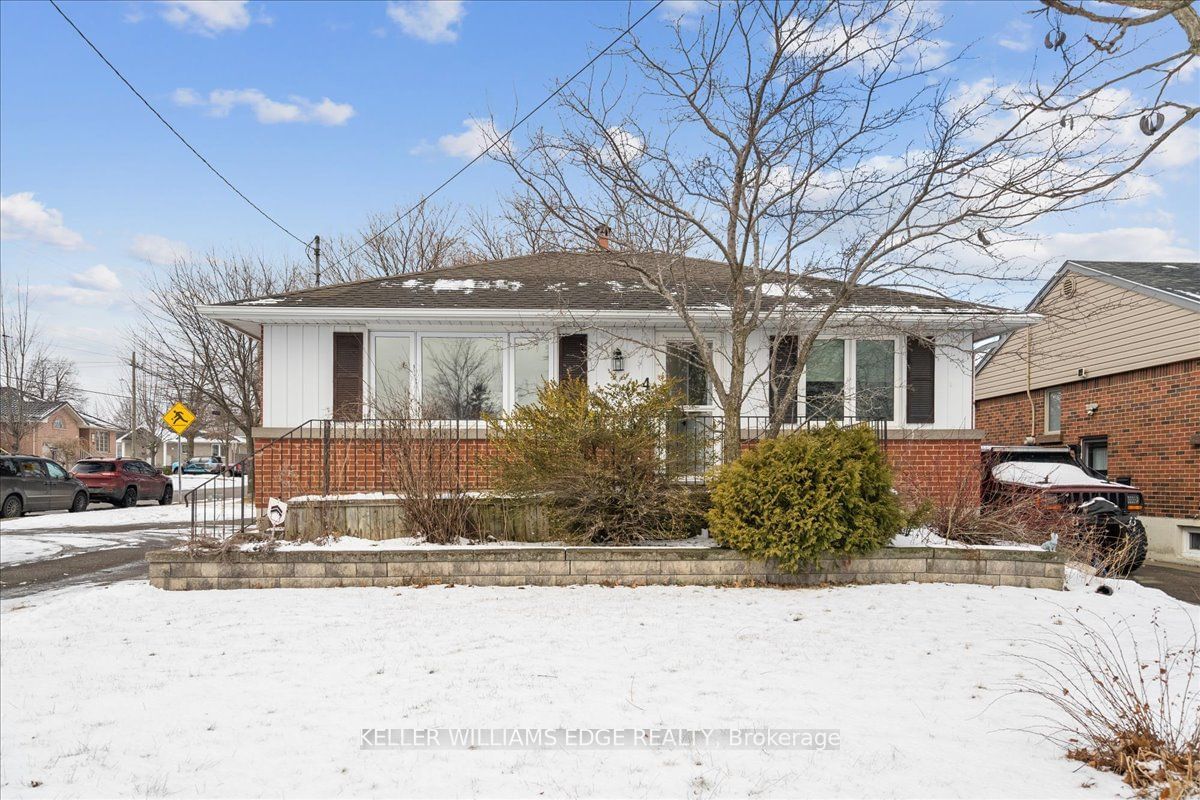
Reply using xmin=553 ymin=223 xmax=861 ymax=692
xmin=148 ymin=546 xmax=1064 ymax=591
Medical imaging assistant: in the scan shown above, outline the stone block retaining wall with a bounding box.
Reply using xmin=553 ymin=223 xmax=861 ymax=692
xmin=149 ymin=546 xmax=1064 ymax=591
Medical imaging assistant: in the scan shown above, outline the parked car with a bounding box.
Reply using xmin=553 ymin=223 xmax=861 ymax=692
xmin=222 ymin=459 xmax=246 ymax=478
xmin=980 ymin=445 xmax=1147 ymax=575
xmin=1 ymin=455 xmax=90 ymax=517
xmin=171 ymin=457 xmax=221 ymax=475
xmin=70 ymin=458 xmax=174 ymax=508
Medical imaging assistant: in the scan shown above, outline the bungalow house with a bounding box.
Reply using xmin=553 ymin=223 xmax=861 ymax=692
xmin=975 ymin=260 xmax=1200 ymax=566
xmin=199 ymin=252 xmax=1037 ymax=508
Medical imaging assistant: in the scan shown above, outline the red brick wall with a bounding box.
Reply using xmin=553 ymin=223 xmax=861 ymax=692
xmin=975 ymin=359 xmax=1200 ymax=518
xmin=254 ymin=436 xmax=497 ymax=507
xmin=253 ymin=430 xmax=982 ymax=511
xmin=883 ymin=436 xmax=983 ymax=509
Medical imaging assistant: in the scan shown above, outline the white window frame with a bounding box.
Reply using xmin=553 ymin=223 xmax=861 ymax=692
xmin=1045 ymin=387 xmax=1063 ymax=434
xmin=657 ymin=334 xmax=719 ymax=413
xmin=369 ymin=331 xmax=555 ymax=420
xmin=849 ymin=337 xmax=901 ymax=424
xmin=369 ymin=332 xmax=417 ymax=417
xmin=1182 ymin=527 xmax=1200 ymax=560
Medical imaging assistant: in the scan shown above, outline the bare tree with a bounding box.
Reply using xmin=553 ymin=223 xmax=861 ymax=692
xmin=25 ymin=355 xmax=79 ymax=402
xmin=320 ymin=202 xmax=474 ymax=283
xmin=134 ymin=252 xmax=306 ymax=477
xmin=0 ymin=281 xmax=49 ymax=452
xmin=495 ymin=0 xmax=1198 ymax=459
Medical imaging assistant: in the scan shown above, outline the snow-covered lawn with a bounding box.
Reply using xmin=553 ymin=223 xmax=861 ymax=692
xmin=2 ymin=577 xmax=1193 ymax=798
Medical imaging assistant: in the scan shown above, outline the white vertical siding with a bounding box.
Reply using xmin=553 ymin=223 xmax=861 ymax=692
xmin=259 ymin=321 xmax=978 ymax=430
xmin=262 ymin=324 xmax=334 ymax=428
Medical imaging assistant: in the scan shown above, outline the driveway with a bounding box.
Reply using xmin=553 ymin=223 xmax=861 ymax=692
xmin=0 ymin=502 xmax=193 ymax=599
xmin=1131 ymin=562 xmax=1200 ymax=604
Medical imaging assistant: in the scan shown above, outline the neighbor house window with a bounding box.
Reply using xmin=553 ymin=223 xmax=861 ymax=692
xmin=666 ymin=342 xmax=711 ymax=406
xmin=805 ymin=339 xmax=845 ymax=420
xmin=373 ymin=335 xmax=414 ymax=416
xmin=91 ymin=431 xmax=109 ymax=452
xmin=53 ymin=418 xmax=64 ymax=429
xmin=512 ymin=337 xmax=551 ymax=407
xmin=420 ymin=336 xmax=504 ymax=419
xmin=1045 ymin=387 xmax=1062 ymax=433
xmin=855 ymin=340 xmax=895 ymax=421
xmin=1081 ymin=436 xmax=1108 ymax=477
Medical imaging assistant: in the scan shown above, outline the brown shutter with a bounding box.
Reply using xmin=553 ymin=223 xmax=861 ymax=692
xmin=332 ymin=332 xmax=363 ymax=421
xmin=557 ymin=334 xmax=588 ymax=385
xmin=769 ymin=335 xmax=799 ymax=423
xmin=906 ymin=336 xmax=935 ymax=424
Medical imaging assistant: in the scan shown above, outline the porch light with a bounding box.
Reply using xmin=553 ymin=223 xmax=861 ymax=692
xmin=611 ymin=349 xmax=625 ymax=373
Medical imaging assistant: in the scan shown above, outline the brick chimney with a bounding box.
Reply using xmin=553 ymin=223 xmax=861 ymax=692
xmin=594 ymin=223 xmax=612 ymax=251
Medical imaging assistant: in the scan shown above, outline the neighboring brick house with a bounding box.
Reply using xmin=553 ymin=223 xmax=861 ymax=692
xmin=975 ymin=261 xmax=1200 ymax=566
xmin=0 ymin=387 xmax=122 ymax=463
xmin=198 ymin=251 xmax=1038 ymax=510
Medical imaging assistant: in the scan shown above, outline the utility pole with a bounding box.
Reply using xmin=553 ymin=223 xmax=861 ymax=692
xmin=311 ymin=235 xmax=322 ymax=287
xmin=130 ymin=352 xmax=137 ymax=456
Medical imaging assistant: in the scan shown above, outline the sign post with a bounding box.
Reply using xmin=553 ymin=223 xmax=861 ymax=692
xmin=162 ymin=401 xmax=197 ymax=496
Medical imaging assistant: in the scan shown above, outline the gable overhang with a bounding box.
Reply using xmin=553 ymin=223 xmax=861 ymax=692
xmin=199 ymin=304 xmax=1039 ymax=339
xmin=1060 ymin=261 xmax=1200 ymax=314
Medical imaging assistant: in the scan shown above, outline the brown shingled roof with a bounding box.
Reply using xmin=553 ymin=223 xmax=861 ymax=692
xmin=222 ymin=251 xmax=996 ymax=313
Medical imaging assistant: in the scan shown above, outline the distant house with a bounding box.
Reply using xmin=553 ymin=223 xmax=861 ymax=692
xmin=200 ymin=251 xmax=1037 ymax=507
xmin=116 ymin=427 xmax=245 ymax=468
xmin=0 ymin=387 xmax=122 ymax=463
xmin=975 ymin=260 xmax=1200 ymax=566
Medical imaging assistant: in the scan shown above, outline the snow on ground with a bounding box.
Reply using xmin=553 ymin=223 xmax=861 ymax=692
xmin=174 ymin=474 xmax=242 ymax=491
xmin=0 ymin=502 xmax=195 ymax=533
xmin=890 ymin=527 xmax=1046 ymax=551
xmin=0 ymin=531 xmax=183 ymax=566
xmin=1 ymin=577 xmax=1193 ymax=798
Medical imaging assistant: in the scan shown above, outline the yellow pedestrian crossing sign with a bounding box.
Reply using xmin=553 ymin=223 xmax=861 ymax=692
xmin=163 ymin=402 xmax=196 ymax=435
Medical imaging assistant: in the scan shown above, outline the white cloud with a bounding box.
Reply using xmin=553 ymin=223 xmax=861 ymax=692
xmin=660 ymin=0 xmax=703 ymax=23
xmin=158 ymin=1 xmax=252 ymax=36
xmin=0 ymin=192 xmax=86 ymax=250
xmin=995 ymin=18 xmax=1032 ymax=52
xmin=173 ymin=88 xmax=355 ymax=126
xmin=130 ymin=234 xmax=191 ymax=266
xmin=70 ymin=264 xmax=122 ymax=292
xmin=412 ymin=118 xmax=505 ymax=159
xmin=29 ymin=265 xmax=123 ymax=307
xmin=386 ymin=0 xmax=464 ymax=44
xmin=1001 ymin=226 xmax=1199 ymax=265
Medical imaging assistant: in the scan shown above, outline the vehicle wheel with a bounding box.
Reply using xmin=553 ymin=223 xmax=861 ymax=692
xmin=118 ymin=486 xmax=138 ymax=508
xmin=1 ymin=494 xmax=22 ymax=519
xmin=160 ymin=484 xmax=173 ymax=506
xmin=1112 ymin=520 xmax=1148 ymax=577
xmin=69 ymin=491 xmax=89 ymax=513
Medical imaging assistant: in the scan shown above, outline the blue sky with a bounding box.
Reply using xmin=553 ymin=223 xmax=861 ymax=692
xmin=1 ymin=0 xmax=1197 ymax=406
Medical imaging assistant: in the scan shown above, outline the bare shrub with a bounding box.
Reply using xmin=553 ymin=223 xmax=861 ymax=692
xmin=380 ymin=419 xmax=477 ymax=544
xmin=1016 ymin=610 xmax=1199 ymax=799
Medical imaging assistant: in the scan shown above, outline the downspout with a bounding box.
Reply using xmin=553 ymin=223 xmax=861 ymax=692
xmin=1025 ymin=328 xmax=1035 ymax=442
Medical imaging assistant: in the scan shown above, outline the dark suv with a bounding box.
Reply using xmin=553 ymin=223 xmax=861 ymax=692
xmin=981 ymin=445 xmax=1147 ymax=575
xmin=0 ymin=456 xmax=90 ymax=517
xmin=70 ymin=458 xmax=173 ymax=508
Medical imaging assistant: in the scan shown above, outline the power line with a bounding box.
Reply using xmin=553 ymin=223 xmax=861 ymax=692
xmin=326 ymin=0 xmax=665 ymax=272
xmin=47 ymin=0 xmax=308 ymax=247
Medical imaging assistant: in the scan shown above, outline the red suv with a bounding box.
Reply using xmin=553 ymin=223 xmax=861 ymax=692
xmin=70 ymin=458 xmax=173 ymax=508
